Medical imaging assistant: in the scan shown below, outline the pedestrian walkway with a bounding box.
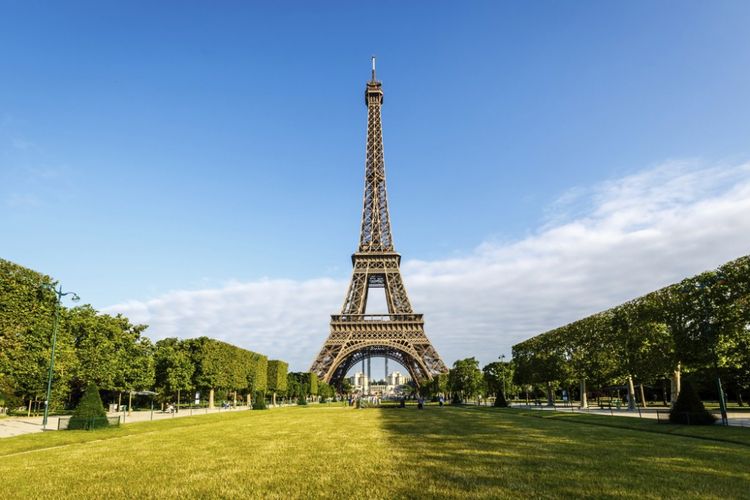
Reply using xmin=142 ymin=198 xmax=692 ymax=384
xmin=0 ymin=404 xmax=272 ymax=439
xmin=516 ymin=403 xmax=750 ymax=427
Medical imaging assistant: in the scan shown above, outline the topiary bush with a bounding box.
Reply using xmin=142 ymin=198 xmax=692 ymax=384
xmin=669 ymin=380 xmax=716 ymax=425
xmin=69 ymin=383 xmax=108 ymax=430
xmin=297 ymin=396 xmax=308 ymax=406
xmin=494 ymin=390 xmax=508 ymax=408
xmin=252 ymin=390 xmax=267 ymax=410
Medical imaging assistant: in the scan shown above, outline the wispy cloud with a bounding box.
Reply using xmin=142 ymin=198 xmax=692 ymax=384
xmin=2 ymin=165 xmax=75 ymax=209
xmin=11 ymin=138 xmax=34 ymax=150
xmin=5 ymin=192 xmax=42 ymax=208
xmin=104 ymin=160 xmax=750 ymax=371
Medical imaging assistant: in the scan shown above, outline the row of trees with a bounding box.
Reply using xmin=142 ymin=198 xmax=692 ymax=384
xmin=416 ymin=357 xmax=515 ymax=405
xmin=286 ymin=372 xmax=336 ymax=403
xmin=511 ymin=254 xmax=750 ymax=409
xmin=1 ymin=259 xmax=156 ymax=412
xmin=154 ymin=337 xmax=269 ymax=408
xmin=0 ymin=259 xmax=287 ymax=413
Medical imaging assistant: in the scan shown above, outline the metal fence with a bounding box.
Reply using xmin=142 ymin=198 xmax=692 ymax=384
xmin=58 ymin=415 xmax=121 ymax=430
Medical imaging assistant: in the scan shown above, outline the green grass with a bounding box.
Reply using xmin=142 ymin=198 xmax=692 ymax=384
xmin=1 ymin=406 xmax=749 ymax=498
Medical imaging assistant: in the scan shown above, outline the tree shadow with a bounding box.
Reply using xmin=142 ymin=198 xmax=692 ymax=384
xmin=377 ymin=406 xmax=750 ymax=499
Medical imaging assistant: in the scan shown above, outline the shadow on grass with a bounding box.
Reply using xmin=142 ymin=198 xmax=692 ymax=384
xmin=377 ymin=406 xmax=750 ymax=499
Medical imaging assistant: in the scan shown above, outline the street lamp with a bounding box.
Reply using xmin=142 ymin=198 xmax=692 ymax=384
xmin=500 ymin=354 xmax=507 ymax=400
xmin=41 ymin=282 xmax=79 ymax=429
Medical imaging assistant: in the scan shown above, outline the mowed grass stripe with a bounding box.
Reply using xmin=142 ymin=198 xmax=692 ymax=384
xmin=379 ymin=407 xmax=750 ymax=499
xmin=0 ymin=410 xmax=262 ymax=457
xmin=454 ymin=406 xmax=750 ymax=448
xmin=2 ymin=406 xmax=750 ymax=499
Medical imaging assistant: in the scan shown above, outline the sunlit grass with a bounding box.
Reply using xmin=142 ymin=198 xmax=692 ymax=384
xmin=1 ymin=405 xmax=749 ymax=498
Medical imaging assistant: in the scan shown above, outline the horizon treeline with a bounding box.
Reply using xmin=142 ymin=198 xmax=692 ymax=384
xmin=512 ymin=254 xmax=750 ymax=405
xmin=0 ymin=258 xmax=287 ymax=412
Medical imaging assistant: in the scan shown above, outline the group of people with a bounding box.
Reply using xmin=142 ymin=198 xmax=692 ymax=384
xmin=349 ymin=395 xmax=381 ymax=408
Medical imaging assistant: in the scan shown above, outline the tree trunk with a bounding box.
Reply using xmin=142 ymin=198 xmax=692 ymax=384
xmin=580 ymin=379 xmax=588 ymax=409
xmin=246 ymin=393 xmax=251 ymax=406
xmin=233 ymin=391 xmax=237 ymax=408
xmin=118 ymin=392 xmax=122 ymax=412
xmin=546 ymin=382 xmax=554 ymax=406
xmin=27 ymin=398 xmax=32 ymax=417
xmin=272 ymin=392 xmax=277 ymax=407
xmin=639 ymin=383 xmax=647 ymax=408
xmin=208 ymin=388 xmax=215 ymax=409
xmin=128 ymin=391 xmax=133 ymax=415
xmin=671 ymin=364 xmax=681 ymax=405
xmin=177 ymin=389 xmax=181 ymax=413
xmin=627 ymin=376 xmax=637 ymax=411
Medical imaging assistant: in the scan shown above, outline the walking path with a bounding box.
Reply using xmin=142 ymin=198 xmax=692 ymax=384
xmin=515 ymin=403 xmax=750 ymax=427
xmin=3 ymin=402 xmax=747 ymax=439
xmin=0 ymin=405 xmax=263 ymax=439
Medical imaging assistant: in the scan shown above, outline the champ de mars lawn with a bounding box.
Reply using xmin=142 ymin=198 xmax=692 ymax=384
xmin=1 ymin=405 xmax=749 ymax=499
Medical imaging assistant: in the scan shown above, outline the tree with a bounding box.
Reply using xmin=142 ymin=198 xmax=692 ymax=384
xmin=669 ymin=379 xmax=716 ymax=425
xmin=483 ymin=361 xmax=509 ymax=407
xmin=318 ymin=381 xmax=334 ymax=401
xmin=286 ymin=372 xmax=303 ymax=401
xmin=155 ymin=338 xmax=194 ymax=409
xmin=448 ymin=358 xmax=483 ymax=404
xmin=0 ymin=261 xmax=75 ymax=413
xmin=266 ymin=360 xmax=288 ymax=406
xmin=69 ymin=382 xmax=108 ymax=430
xmin=339 ymin=378 xmax=353 ymax=396
xmin=309 ymin=372 xmax=319 ymax=399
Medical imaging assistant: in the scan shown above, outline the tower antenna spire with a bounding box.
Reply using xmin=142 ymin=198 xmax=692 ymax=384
xmin=371 ymin=55 xmax=376 ymax=81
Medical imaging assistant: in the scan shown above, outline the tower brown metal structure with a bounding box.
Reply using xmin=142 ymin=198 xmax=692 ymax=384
xmin=310 ymin=59 xmax=448 ymax=386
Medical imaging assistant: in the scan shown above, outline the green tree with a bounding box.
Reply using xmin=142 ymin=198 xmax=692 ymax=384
xmin=155 ymin=338 xmax=194 ymax=408
xmin=266 ymin=360 xmax=288 ymax=406
xmin=70 ymin=382 xmax=108 ymax=430
xmin=0 ymin=260 xmax=74 ymax=412
xmin=448 ymin=358 xmax=483 ymax=404
xmin=483 ymin=361 xmax=510 ymax=407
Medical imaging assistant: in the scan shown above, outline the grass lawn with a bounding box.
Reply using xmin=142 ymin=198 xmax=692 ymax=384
xmin=1 ymin=405 xmax=749 ymax=499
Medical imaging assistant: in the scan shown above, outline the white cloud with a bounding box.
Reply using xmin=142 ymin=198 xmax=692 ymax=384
xmin=104 ymin=160 xmax=750 ymax=372
xmin=5 ymin=193 xmax=42 ymax=208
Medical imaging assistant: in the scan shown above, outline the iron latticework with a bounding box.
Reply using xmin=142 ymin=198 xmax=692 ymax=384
xmin=310 ymin=60 xmax=448 ymax=386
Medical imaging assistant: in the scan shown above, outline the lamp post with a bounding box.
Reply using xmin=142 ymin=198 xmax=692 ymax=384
xmin=500 ymin=354 xmax=507 ymax=400
xmin=41 ymin=282 xmax=79 ymax=429
xmin=696 ymin=279 xmax=729 ymax=426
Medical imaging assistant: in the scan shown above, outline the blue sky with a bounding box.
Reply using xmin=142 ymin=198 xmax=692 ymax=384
xmin=3 ymin=2 xmax=750 ymax=371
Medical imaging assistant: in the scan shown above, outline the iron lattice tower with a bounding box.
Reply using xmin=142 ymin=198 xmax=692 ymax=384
xmin=310 ymin=59 xmax=448 ymax=386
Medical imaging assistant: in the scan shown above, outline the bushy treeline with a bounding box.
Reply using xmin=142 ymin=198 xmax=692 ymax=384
xmin=155 ymin=337 xmax=269 ymax=407
xmin=286 ymin=371 xmax=335 ymax=403
xmin=0 ymin=259 xmax=155 ymax=412
xmin=0 ymin=259 xmax=283 ymax=413
xmin=415 ymin=358 xmax=514 ymax=405
xmin=512 ymin=254 xmax=750 ymax=406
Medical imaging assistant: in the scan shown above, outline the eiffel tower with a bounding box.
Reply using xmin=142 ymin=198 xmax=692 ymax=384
xmin=310 ymin=59 xmax=448 ymax=386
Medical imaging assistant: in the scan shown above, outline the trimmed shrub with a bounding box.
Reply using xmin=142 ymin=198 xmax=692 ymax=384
xmin=252 ymin=390 xmax=267 ymax=410
xmin=297 ymin=397 xmax=308 ymax=406
xmin=494 ymin=390 xmax=508 ymax=408
xmin=69 ymin=383 xmax=108 ymax=430
xmin=669 ymin=380 xmax=716 ymax=425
